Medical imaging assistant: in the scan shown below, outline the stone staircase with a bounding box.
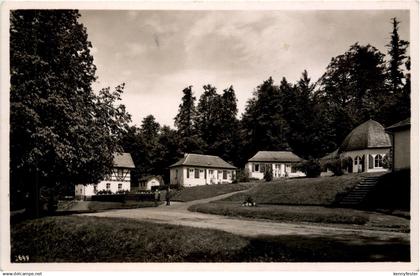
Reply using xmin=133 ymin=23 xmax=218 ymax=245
xmin=338 ymin=176 xmax=380 ymax=207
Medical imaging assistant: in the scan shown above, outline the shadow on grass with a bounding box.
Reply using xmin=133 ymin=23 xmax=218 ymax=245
xmin=11 ymin=216 xmax=410 ymax=262
xmin=229 ymin=235 xmax=410 ymax=262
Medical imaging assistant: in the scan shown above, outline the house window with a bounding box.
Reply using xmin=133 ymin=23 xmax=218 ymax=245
xmin=117 ymin=169 xmax=125 ymax=180
xmin=209 ymin=169 xmax=213 ymax=175
xmin=291 ymin=164 xmax=297 ymax=173
xmin=118 ymin=183 xmax=122 ymax=191
xmin=93 ymin=184 xmax=98 ymax=193
xmin=260 ymin=164 xmax=266 ymax=173
xmin=175 ymin=169 xmax=178 ymax=180
xmin=106 ymin=183 xmax=111 ymax=190
xmin=254 ymin=164 xmax=259 ymax=172
xmin=188 ymin=168 xmax=194 ymax=178
xmin=195 ymin=168 xmax=200 ymax=178
xmin=223 ymin=170 xmax=227 ymax=179
xmin=374 ymin=154 xmax=383 ymax=167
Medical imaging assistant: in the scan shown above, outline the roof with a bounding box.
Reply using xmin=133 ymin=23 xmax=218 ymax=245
xmin=320 ymin=149 xmax=339 ymax=161
xmin=140 ymin=175 xmax=163 ymax=183
xmin=248 ymin=151 xmax=303 ymax=163
xmin=113 ymin=153 xmax=135 ymax=168
xmin=385 ymin=118 xmax=411 ymax=132
xmin=169 ymin=153 xmax=236 ymax=169
xmin=339 ymin=119 xmax=391 ymax=152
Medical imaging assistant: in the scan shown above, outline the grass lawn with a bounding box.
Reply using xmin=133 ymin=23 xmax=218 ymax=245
xmin=171 ymin=182 xmax=254 ymax=202
xmin=188 ymin=202 xmax=410 ymax=231
xmin=221 ymin=173 xmax=377 ymax=205
xmin=11 ymin=216 xmax=409 ymax=262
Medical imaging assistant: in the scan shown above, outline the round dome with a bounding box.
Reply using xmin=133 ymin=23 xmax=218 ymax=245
xmin=339 ymin=119 xmax=391 ymax=152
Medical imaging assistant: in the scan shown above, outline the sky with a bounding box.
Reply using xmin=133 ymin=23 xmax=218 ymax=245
xmin=79 ymin=10 xmax=410 ymax=128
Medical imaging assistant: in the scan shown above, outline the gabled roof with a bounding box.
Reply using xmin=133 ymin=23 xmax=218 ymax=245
xmin=248 ymin=151 xmax=303 ymax=163
xmin=385 ymin=118 xmax=410 ymax=132
xmin=320 ymin=149 xmax=339 ymax=161
xmin=339 ymin=119 xmax=391 ymax=152
xmin=113 ymin=153 xmax=135 ymax=168
xmin=169 ymin=153 xmax=236 ymax=169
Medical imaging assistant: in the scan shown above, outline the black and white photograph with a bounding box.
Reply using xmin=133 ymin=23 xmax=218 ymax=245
xmin=0 ymin=0 xmax=418 ymax=272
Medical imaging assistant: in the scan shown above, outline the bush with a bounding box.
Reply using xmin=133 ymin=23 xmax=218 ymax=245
xmin=235 ymin=169 xmax=249 ymax=183
xmin=96 ymin=189 xmax=112 ymax=195
xmin=323 ymin=158 xmax=344 ymax=176
xmin=264 ymin=170 xmax=273 ymax=182
xmin=91 ymin=194 xmax=125 ymax=202
xmin=294 ymin=159 xmax=321 ymax=178
xmin=341 ymin=157 xmax=351 ymax=172
xmin=116 ymin=189 xmax=129 ymax=194
xmin=382 ymin=154 xmax=391 ymax=169
xmin=125 ymin=193 xmax=155 ymax=202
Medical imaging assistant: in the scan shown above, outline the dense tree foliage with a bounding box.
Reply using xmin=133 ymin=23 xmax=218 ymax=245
xmin=10 ymin=10 xmax=130 ymax=214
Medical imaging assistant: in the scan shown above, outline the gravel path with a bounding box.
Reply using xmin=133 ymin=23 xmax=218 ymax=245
xmin=79 ymin=190 xmax=409 ymax=244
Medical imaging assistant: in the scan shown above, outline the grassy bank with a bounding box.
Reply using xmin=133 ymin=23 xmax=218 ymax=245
xmin=11 ymin=216 xmax=409 ymax=262
xmin=221 ymin=174 xmax=372 ymax=205
xmin=188 ymin=202 xmax=371 ymax=225
xmin=171 ymin=183 xmax=254 ymax=202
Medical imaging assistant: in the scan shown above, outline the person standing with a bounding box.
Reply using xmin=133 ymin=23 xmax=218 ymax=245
xmin=154 ymin=189 xmax=159 ymax=207
xmin=165 ymin=186 xmax=171 ymax=206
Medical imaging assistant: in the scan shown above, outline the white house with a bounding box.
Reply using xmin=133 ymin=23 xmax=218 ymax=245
xmin=75 ymin=153 xmax=135 ymax=200
xmin=245 ymin=151 xmax=306 ymax=179
xmin=169 ymin=153 xmax=237 ymax=187
xmin=321 ymin=119 xmax=391 ymax=174
xmin=385 ymin=118 xmax=410 ymax=171
xmin=139 ymin=176 xmax=163 ymax=191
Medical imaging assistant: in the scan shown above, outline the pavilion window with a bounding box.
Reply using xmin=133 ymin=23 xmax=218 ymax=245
xmin=374 ymin=154 xmax=383 ymax=167
xmin=223 ymin=170 xmax=227 ymax=179
xmin=195 ymin=168 xmax=200 ymax=178
xmin=254 ymin=164 xmax=259 ymax=172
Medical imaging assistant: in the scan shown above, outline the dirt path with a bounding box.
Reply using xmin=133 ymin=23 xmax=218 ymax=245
xmin=80 ymin=190 xmax=409 ymax=244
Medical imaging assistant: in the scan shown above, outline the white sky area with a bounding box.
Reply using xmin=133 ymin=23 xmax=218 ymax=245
xmin=79 ymin=10 xmax=409 ymax=128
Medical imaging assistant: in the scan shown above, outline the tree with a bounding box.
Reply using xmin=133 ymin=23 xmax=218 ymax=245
xmin=174 ymin=86 xmax=203 ymax=153
xmin=318 ymin=43 xmax=388 ymax=145
xmin=195 ymin=84 xmax=223 ymax=153
xmin=240 ymin=77 xmax=290 ymax=165
xmin=10 ymin=10 xmax=131 ymax=215
xmin=154 ymin=126 xmax=183 ymax=183
xmin=382 ymin=18 xmax=410 ymax=124
xmin=387 ymin=17 xmax=409 ymax=94
xmin=212 ymin=86 xmax=240 ymax=163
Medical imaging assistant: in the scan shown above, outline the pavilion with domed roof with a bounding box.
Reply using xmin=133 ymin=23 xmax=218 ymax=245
xmin=323 ymin=119 xmax=392 ymax=173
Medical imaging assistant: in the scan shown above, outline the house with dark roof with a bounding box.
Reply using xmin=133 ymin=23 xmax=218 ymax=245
xmin=321 ymin=119 xmax=392 ymax=174
xmin=246 ymin=151 xmax=305 ymax=179
xmin=169 ymin=153 xmax=237 ymax=187
xmin=386 ymin=118 xmax=410 ymax=171
xmin=75 ymin=153 xmax=135 ymax=199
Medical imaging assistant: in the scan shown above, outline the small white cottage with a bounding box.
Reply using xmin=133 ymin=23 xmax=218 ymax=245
xmin=75 ymin=153 xmax=135 ymax=200
xmin=245 ymin=151 xmax=306 ymax=179
xmin=139 ymin=176 xmax=163 ymax=191
xmin=169 ymin=153 xmax=237 ymax=187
